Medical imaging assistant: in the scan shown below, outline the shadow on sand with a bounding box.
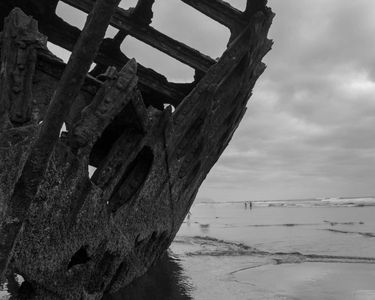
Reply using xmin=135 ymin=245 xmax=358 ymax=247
xmin=103 ymin=252 xmax=193 ymax=300
xmin=1 ymin=252 xmax=192 ymax=300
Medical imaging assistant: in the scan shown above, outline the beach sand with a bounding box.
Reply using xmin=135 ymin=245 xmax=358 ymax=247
xmin=1 ymin=198 xmax=375 ymax=299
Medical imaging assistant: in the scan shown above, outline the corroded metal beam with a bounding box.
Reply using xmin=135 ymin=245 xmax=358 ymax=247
xmin=0 ymin=0 xmax=198 ymax=105
xmin=36 ymin=15 xmax=189 ymax=105
xmin=0 ymin=1 xmax=274 ymax=298
xmin=180 ymin=0 xmax=246 ymax=31
xmin=0 ymin=0 xmax=121 ymax=279
xmin=62 ymin=0 xmax=216 ymax=72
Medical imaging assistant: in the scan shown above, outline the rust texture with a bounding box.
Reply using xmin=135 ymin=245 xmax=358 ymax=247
xmin=0 ymin=0 xmax=273 ymax=299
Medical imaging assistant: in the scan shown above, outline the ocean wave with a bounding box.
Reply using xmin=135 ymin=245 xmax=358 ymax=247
xmin=174 ymin=236 xmax=375 ymax=265
xmin=222 ymin=220 xmax=364 ymax=229
xmin=244 ymin=223 xmax=320 ymax=227
xmin=174 ymin=236 xmax=265 ymax=257
xmin=196 ymin=197 xmax=375 ymax=208
xmin=323 ymin=220 xmax=364 ymax=226
xmin=324 ymin=229 xmax=375 ymax=238
xmin=257 ymin=199 xmax=375 ymax=208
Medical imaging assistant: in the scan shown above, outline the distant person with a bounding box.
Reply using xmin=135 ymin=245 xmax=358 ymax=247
xmin=249 ymin=201 xmax=253 ymax=210
xmin=199 ymin=223 xmax=210 ymax=234
xmin=186 ymin=211 xmax=192 ymax=226
xmin=244 ymin=202 xmax=248 ymax=209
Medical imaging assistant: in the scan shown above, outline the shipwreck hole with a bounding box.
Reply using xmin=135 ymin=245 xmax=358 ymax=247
xmin=105 ymin=25 xmax=118 ymax=39
xmin=47 ymin=42 xmax=71 ymax=63
xmin=108 ymin=146 xmax=154 ymax=213
xmin=152 ymin=1 xmax=230 ymax=58
xmin=89 ymin=102 xmax=144 ymax=167
xmin=121 ymin=36 xmax=194 ymax=83
xmin=89 ymin=63 xmax=97 ymax=72
xmin=226 ymin=0 xmax=247 ymax=12
xmin=47 ymin=42 xmax=96 ymax=73
xmin=56 ymin=2 xmax=88 ymax=30
xmin=88 ymin=165 xmax=97 ymax=179
xmin=67 ymin=245 xmax=90 ymax=270
xmin=59 ymin=122 xmax=67 ymax=137
xmin=119 ymin=0 xmax=138 ymax=10
xmin=163 ymin=104 xmax=175 ymax=113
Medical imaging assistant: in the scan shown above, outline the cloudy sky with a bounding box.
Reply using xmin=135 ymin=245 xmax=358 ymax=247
xmin=55 ymin=1 xmax=375 ymax=201
xmin=200 ymin=0 xmax=375 ymax=201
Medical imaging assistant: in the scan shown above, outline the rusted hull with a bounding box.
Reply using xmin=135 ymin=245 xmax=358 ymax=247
xmin=0 ymin=1 xmax=273 ymax=298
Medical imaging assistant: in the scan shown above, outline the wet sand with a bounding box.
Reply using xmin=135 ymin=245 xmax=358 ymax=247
xmin=169 ymin=236 xmax=375 ymax=300
xmin=235 ymin=262 xmax=375 ymax=300
xmin=169 ymin=202 xmax=375 ymax=299
xmin=1 ymin=200 xmax=375 ymax=299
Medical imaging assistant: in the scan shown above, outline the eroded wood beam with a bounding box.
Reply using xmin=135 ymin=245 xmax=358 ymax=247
xmin=180 ymin=0 xmax=246 ymax=32
xmin=0 ymin=0 xmax=202 ymax=105
xmin=36 ymin=16 xmax=189 ymax=105
xmin=69 ymin=60 xmax=138 ymax=150
xmin=0 ymin=0 xmax=120 ymax=278
xmin=94 ymin=38 xmax=190 ymax=106
xmin=61 ymin=0 xmax=216 ymax=72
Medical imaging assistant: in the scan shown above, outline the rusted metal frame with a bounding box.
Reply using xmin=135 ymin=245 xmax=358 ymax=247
xmin=93 ymin=46 xmax=189 ymax=106
xmin=0 ymin=0 xmax=120 ymax=279
xmin=69 ymin=60 xmax=138 ymax=151
xmin=179 ymin=0 xmax=246 ymax=32
xmin=61 ymin=0 xmax=216 ymax=73
xmin=39 ymin=15 xmax=189 ymax=105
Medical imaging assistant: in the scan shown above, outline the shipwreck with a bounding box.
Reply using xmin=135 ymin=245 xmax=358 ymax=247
xmin=0 ymin=0 xmax=273 ymax=298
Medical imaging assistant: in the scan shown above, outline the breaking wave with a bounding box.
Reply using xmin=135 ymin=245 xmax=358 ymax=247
xmin=221 ymin=220 xmax=365 ymax=229
xmin=324 ymin=229 xmax=375 ymax=238
xmin=174 ymin=236 xmax=375 ymax=265
xmin=199 ymin=197 xmax=375 ymax=208
xmin=323 ymin=220 xmax=364 ymax=226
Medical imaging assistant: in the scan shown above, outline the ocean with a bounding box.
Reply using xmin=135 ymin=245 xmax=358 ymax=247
xmin=2 ymin=198 xmax=375 ymax=299
xmin=110 ymin=197 xmax=375 ymax=300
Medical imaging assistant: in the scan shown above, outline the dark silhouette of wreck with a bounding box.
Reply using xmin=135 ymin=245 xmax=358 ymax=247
xmin=0 ymin=0 xmax=273 ymax=298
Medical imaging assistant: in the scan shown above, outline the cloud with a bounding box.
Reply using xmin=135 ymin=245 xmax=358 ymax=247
xmin=198 ymin=0 xmax=375 ymax=201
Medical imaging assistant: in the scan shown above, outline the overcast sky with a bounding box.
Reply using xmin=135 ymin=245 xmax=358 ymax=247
xmin=56 ymin=1 xmax=375 ymax=201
